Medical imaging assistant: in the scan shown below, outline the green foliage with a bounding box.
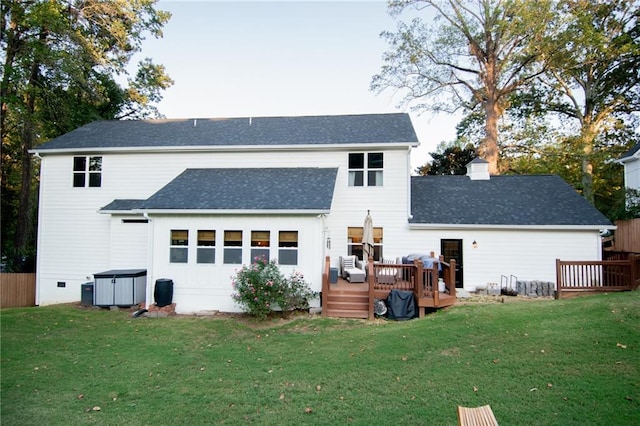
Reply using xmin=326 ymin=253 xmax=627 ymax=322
xmin=416 ymin=142 xmax=476 ymax=175
xmin=1 ymin=294 xmax=638 ymax=424
xmin=609 ymin=188 xmax=640 ymax=220
xmin=0 ymin=0 xmax=173 ymax=271
xmin=231 ymin=257 xmax=317 ymax=319
xmin=373 ymin=0 xmax=556 ymax=173
xmin=515 ymin=0 xmax=640 ymax=204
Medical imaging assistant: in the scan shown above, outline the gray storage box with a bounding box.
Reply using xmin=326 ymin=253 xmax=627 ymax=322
xmin=93 ymin=269 xmax=147 ymax=307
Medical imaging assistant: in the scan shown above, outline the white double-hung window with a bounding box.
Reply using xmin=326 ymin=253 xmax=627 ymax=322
xmin=73 ymin=156 xmax=102 ymax=187
xmin=348 ymin=153 xmax=383 ymax=187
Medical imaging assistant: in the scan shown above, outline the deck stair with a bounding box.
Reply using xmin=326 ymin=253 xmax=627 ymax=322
xmin=323 ymin=287 xmax=369 ymax=319
xmin=322 ymin=255 xmax=457 ymax=320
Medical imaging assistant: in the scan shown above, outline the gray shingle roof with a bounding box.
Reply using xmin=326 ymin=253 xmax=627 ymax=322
xmin=136 ymin=168 xmax=337 ymax=211
xmin=619 ymin=142 xmax=640 ymax=161
xmin=100 ymin=199 xmax=146 ymax=211
xmin=410 ymin=175 xmax=612 ymax=227
xmin=34 ymin=113 xmax=418 ymax=152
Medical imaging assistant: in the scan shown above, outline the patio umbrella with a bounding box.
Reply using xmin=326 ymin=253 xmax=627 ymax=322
xmin=363 ymin=210 xmax=374 ymax=262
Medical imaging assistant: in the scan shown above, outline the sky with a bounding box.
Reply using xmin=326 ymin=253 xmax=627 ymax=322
xmin=130 ymin=0 xmax=462 ymax=170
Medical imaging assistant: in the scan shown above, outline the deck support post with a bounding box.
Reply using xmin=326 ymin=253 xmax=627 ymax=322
xmin=555 ymin=258 xmax=562 ymax=299
xmin=322 ymin=256 xmax=330 ymax=317
xmin=367 ymin=258 xmax=375 ymax=320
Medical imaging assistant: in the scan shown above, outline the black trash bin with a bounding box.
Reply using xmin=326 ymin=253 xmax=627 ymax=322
xmin=154 ymin=279 xmax=174 ymax=307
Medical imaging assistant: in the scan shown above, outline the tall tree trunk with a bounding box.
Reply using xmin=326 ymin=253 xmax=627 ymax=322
xmin=580 ymin=126 xmax=595 ymax=205
xmin=14 ymin=119 xmax=35 ymax=270
xmin=478 ymin=97 xmax=501 ymax=175
xmin=581 ymin=156 xmax=594 ymax=204
xmin=12 ymin=30 xmax=44 ymax=271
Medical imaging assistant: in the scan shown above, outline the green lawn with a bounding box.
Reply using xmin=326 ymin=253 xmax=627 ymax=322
xmin=1 ymin=293 xmax=638 ymax=425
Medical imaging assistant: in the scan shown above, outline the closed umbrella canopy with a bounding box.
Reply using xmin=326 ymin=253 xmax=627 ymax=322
xmin=363 ymin=210 xmax=374 ymax=261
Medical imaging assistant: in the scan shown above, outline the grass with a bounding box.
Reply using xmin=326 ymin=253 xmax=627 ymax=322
xmin=1 ymin=293 xmax=638 ymax=425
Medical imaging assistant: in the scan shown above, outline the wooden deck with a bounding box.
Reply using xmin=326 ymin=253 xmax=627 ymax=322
xmin=322 ymin=255 xmax=457 ymax=319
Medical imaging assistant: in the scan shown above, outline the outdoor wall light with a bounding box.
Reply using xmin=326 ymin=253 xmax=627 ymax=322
xmin=326 ymin=237 xmax=331 ymax=249
xmin=472 ymin=240 xmax=478 ymax=249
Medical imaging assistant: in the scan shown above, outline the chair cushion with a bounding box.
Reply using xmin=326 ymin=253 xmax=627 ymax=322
xmin=342 ymin=257 xmax=355 ymax=269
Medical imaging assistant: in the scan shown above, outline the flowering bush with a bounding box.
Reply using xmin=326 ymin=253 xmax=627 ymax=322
xmin=276 ymin=270 xmax=317 ymax=317
xmin=231 ymin=257 xmax=317 ymax=319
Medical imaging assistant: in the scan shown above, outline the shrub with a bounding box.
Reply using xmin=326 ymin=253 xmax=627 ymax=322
xmin=277 ymin=270 xmax=317 ymax=318
xmin=231 ymin=257 xmax=317 ymax=319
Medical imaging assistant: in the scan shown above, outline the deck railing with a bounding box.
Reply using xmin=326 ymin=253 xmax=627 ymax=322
xmin=555 ymin=254 xmax=639 ymax=299
xmin=367 ymin=256 xmax=457 ymax=319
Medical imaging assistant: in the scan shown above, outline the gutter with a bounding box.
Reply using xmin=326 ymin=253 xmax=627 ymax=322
xmin=29 ymin=141 xmax=420 ymax=156
xmin=128 ymin=209 xmax=332 ymax=215
xmin=408 ymin=223 xmax=616 ymax=231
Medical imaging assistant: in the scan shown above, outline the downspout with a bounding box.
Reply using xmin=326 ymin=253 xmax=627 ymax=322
xmin=33 ymin=152 xmax=42 ymax=305
xmin=319 ymin=213 xmax=329 ymax=263
xmin=407 ymin=146 xmax=413 ymax=221
xmin=143 ymin=212 xmax=154 ymax=309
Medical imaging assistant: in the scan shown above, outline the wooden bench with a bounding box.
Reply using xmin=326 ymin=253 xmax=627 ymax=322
xmin=457 ymin=405 xmax=498 ymax=426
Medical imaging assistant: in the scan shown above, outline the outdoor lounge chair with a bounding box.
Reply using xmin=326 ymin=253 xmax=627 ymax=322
xmin=457 ymin=405 xmax=498 ymax=426
xmin=376 ymin=258 xmax=399 ymax=284
xmin=340 ymin=255 xmax=366 ymax=283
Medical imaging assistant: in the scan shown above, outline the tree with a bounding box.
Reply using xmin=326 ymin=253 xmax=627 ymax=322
xmin=372 ymin=0 xmax=556 ymax=174
xmin=525 ymin=0 xmax=640 ymax=204
xmin=1 ymin=0 xmax=173 ymax=271
xmin=416 ymin=142 xmax=476 ymax=175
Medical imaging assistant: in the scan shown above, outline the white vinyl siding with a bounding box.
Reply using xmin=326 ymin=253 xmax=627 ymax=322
xmin=147 ymin=215 xmax=323 ymax=314
xmin=109 ymin=216 xmax=148 ymax=268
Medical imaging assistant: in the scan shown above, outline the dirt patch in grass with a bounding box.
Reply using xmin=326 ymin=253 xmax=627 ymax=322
xmin=68 ymin=295 xmax=553 ymax=330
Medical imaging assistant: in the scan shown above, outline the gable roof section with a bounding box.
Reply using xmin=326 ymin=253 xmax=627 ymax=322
xmin=100 ymin=199 xmax=146 ymax=212
xmin=617 ymin=142 xmax=640 ymax=163
xmin=125 ymin=168 xmax=338 ymax=213
xmin=410 ymin=175 xmax=612 ymax=228
xmin=33 ymin=113 xmax=418 ymax=153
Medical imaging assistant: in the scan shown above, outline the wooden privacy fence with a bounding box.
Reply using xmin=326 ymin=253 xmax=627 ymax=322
xmin=555 ymin=254 xmax=639 ymax=299
xmin=1 ymin=273 xmax=36 ymax=308
xmin=614 ymin=218 xmax=640 ymax=253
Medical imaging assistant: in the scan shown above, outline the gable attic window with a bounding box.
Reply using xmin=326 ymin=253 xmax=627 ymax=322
xmin=348 ymin=153 xmax=383 ymax=186
xmin=224 ymin=230 xmax=243 ymax=264
xmin=170 ymin=230 xmax=188 ymax=263
xmin=278 ymin=231 xmax=298 ymax=265
xmin=73 ymin=156 xmax=102 ymax=187
xmin=197 ymin=230 xmax=215 ymax=264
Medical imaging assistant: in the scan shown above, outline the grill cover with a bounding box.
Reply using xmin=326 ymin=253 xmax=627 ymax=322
xmin=386 ymin=289 xmax=417 ymax=320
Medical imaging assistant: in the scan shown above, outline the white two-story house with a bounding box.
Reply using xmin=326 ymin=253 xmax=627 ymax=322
xmin=32 ymin=113 xmax=613 ymax=314
xmin=618 ymin=142 xmax=640 ymax=192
